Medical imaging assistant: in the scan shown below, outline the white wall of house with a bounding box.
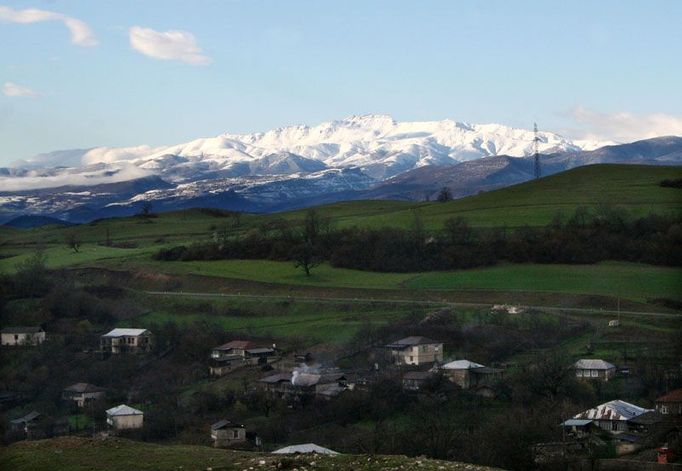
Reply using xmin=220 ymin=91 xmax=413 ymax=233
xmin=108 ymin=414 xmax=144 ymax=430
xmin=1 ymin=331 xmax=45 ymax=346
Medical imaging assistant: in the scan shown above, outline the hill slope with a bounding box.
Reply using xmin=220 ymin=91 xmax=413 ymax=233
xmin=0 ymin=436 xmax=500 ymax=471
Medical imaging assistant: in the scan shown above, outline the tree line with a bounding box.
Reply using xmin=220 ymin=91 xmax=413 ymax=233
xmin=153 ymin=206 xmax=682 ymax=273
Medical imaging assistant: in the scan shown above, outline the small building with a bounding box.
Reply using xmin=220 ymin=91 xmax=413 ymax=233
xmin=209 ymin=341 xmax=277 ymax=376
xmin=385 ymin=336 xmax=443 ymax=366
xmin=1 ymin=326 xmax=46 ymax=346
xmin=211 ymin=420 xmax=246 ymax=447
xmin=402 ymin=371 xmax=435 ymax=392
xmin=245 ymin=347 xmax=277 ymax=365
xmin=10 ymin=410 xmax=41 ymax=435
xmin=441 ymin=359 xmax=504 ymax=391
xmin=571 ymin=400 xmax=656 ymax=433
xmin=106 ymin=404 xmax=144 ymax=430
xmin=259 ymin=371 xmax=348 ymax=399
xmin=211 ymin=340 xmax=256 ymax=359
xmin=272 ymin=443 xmax=339 ymax=455
xmin=560 ymin=418 xmax=596 ymax=438
xmin=62 ymin=383 xmax=106 ymax=407
xmin=100 ymin=328 xmax=152 ymax=354
xmin=209 ymin=354 xmax=246 ymax=377
xmin=574 ymin=359 xmax=616 ymax=381
xmin=655 ymin=388 xmax=682 ymax=417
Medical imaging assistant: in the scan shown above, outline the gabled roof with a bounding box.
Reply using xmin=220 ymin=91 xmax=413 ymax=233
xmin=442 ymin=359 xmax=485 ymax=370
xmin=10 ymin=410 xmax=41 ymax=425
xmin=272 ymin=443 xmax=339 ymax=455
xmin=214 ymin=340 xmax=255 ymax=350
xmin=657 ymin=388 xmax=682 ymax=403
xmin=106 ymin=404 xmax=143 ymax=416
xmin=211 ymin=419 xmax=244 ymax=430
xmin=385 ymin=336 xmax=440 ymax=349
xmin=63 ymin=383 xmax=105 ymax=394
xmin=1 ymin=326 xmax=43 ymax=334
xmin=574 ymin=359 xmax=616 ymax=370
xmin=562 ymin=419 xmax=593 ymax=427
xmin=259 ymin=373 xmax=292 ymax=384
xmin=573 ymin=400 xmax=652 ymax=422
xmin=246 ymin=347 xmax=275 ymax=355
xmin=102 ymin=328 xmax=149 ymax=338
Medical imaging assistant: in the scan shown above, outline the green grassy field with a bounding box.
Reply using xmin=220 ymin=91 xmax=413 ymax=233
xmin=1 ymin=164 xmax=680 ymax=306
xmin=0 ymin=437 xmax=498 ymax=471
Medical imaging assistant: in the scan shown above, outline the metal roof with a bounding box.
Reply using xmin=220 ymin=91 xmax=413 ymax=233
xmin=102 ymin=328 xmax=149 ymax=338
xmin=211 ymin=420 xmax=244 ymax=430
xmin=562 ymin=419 xmax=593 ymax=427
xmin=106 ymin=404 xmax=143 ymax=416
xmin=10 ymin=410 xmax=41 ymax=425
xmin=259 ymin=373 xmax=292 ymax=384
xmin=214 ymin=340 xmax=255 ymax=350
xmin=442 ymin=359 xmax=485 ymax=370
xmin=1 ymin=326 xmax=43 ymax=334
xmin=657 ymin=388 xmax=682 ymax=403
xmin=63 ymin=383 xmax=105 ymax=393
xmin=246 ymin=347 xmax=275 ymax=354
xmin=573 ymin=400 xmax=652 ymax=422
xmin=574 ymin=359 xmax=616 ymax=370
xmin=385 ymin=336 xmax=440 ymax=348
xmin=272 ymin=443 xmax=339 ymax=455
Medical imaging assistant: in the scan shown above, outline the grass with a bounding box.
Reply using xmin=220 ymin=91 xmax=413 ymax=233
xmin=0 ymin=436 xmax=500 ymax=471
xmin=133 ymin=295 xmax=421 ymax=344
xmin=109 ymin=259 xmax=681 ymax=303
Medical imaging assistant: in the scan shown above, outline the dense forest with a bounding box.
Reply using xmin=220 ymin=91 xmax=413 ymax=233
xmin=154 ymin=206 xmax=682 ymax=273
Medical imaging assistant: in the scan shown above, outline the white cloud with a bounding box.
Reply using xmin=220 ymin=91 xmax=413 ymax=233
xmin=0 ymin=163 xmax=152 ymax=191
xmin=569 ymin=106 xmax=682 ymax=142
xmin=2 ymin=81 xmax=40 ymax=98
xmin=0 ymin=5 xmax=98 ymax=46
xmin=129 ymin=26 xmax=211 ymax=65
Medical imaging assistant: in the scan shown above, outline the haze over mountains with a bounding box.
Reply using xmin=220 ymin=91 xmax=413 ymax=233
xmin=1 ymin=115 xmax=681 ymax=224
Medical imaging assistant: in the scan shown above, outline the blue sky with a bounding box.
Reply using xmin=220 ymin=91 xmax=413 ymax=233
xmin=1 ymin=0 xmax=681 ymax=165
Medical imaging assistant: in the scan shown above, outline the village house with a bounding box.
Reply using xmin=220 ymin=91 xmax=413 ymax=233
xmin=574 ymin=359 xmax=616 ymax=381
xmin=402 ymin=371 xmax=435 ymax=392
xmin=209 ymin=341 xmax=277 ymax=376
xmin=100 ymin=328 xmax=153 ymax=354
xmin=62 ymin=383 xmax=106 ymax=408
xmin=211 ymin=420 xmax=246 ymax=447
xmin=106 ymin=404 xmax=144 ymax=430
xmin=655 ymin=388 xmax=682 ymax=417
xmin=441 ymin=359 xmax=504 ymax=393
xmin=1 ymin=326 xmax=46 ymax=346
xmin=571 ymin=400 xmax=658 ymax=433
xmin=10 ymin=411 xmax=41 ymax=436
xmin=258 ymin=371 xmax=348 ymax=399
xmin=385 ymin=336 xmax=443 ymax=366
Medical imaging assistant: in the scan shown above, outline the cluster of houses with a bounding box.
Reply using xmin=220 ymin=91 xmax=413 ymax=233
xmin=209 ymin=340 xmax=277 ymax=376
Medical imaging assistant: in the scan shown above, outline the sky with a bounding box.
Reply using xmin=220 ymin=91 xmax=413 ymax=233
xmin=1 ymin=0 xmax=681 ymax=165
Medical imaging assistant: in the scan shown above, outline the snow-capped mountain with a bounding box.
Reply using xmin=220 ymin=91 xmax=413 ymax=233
xmin=7 ymin=114 xmax=609 ymax=187
xmin=3 ymin=115 xmax=678 ymax=224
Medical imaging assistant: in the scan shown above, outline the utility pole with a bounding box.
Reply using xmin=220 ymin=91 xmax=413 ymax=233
xmin=534 ymin=122 xmax=541 ymax=179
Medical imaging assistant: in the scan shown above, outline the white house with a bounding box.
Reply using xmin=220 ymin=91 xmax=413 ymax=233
xmin=572 ymin=400 xmax=654 ymax=432
xmin=106 ymin=404 xmax=144 ymax=430
xmin=1 ymin=326 xmax=46 ymax=346
xmin=385 ymin=336 xmax=443 ymax=366
xmin=100 ymin=328 xmax=152 ymax=354
xmin=62 ymin=383 xmax=106 ymax=407
xmin=574 ymin=359 xmax=616 ymax=381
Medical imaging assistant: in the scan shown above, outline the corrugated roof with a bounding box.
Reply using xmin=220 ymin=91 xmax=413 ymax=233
xmin=272 ymin=443 xmax=339 ymax=455
xmin=106 ymin=404 xmax=143 ymax=416
xmin=573 ymin=400 xmax=652 ymax=422
xmin=574 ymin=359 xmax=616 ymax=370
xmin=259 ymin=373 xmax=292 ymax=384
xmin=102 ymin=328 xmax=148 ymax=338
xmin=386 ymin=336 xmax=440 ymax=348
xmin=442 ymin=359 xmax=485 ymax=370
xmin=562 ymin=419 xmax=593 ymax=427
xmin=211 ymin=420 xmax=244 ymax=430
xmin=215 ymin=340 xmax=255 ymax=350
xmin=657 ymin=388 xmax=682 ymax=403
xmin=10 ymin=410 xmax=41 ymax=424
xmin=63 ymin=383 xmax=105 ymax=393
xmin=1 ymin=326 xmax=43 ymax=334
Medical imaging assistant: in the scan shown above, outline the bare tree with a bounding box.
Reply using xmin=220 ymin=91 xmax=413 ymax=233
xmin=65 ymin=231 xmax=81 ymax=253
xmin=292 ymin=242 xmax=321 ymax=276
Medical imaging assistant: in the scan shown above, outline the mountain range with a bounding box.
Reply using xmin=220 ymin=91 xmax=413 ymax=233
xmin=1 ymin=115 xmax=680 ymax=224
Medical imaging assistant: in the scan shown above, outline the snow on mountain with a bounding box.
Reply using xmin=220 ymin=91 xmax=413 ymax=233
xmin=5 ymin=115 xmax=610 ymax=189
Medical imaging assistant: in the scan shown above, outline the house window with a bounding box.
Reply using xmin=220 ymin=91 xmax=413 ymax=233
xmin=233 ymin=430 xmax=239 ymax=438
xmin=591 ymin=370 xmax=598 ymax=377
xmin=576 ymin=370 xmax=583 ymax=377
xmin=661 ymin=405 xmax=669 ymax=414
xmin=409 ymin=356 xmax=414 ymax=362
